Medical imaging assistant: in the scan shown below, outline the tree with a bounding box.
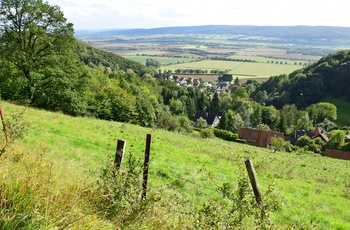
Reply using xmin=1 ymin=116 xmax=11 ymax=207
xmin=261 ymin=105 xmax=280 ymax=130
xmin=0 ymin=0 xmax=75 ymax=99
xmin=270 ymin=137 xmax=287 ymax=152
xmin=306 ymin=102 xmax=337 ymax=125
xmin=209 ymin=93 xmax=220 ymax=114
xmin=146 ymin=58 xmax=161 ymax=68
xmin=169 ymin=98 xmax=183 ymax=115
xmin=326 ymin=130 xmax=345 ymax=150
xmin=296 ymin=111 xmax=313 ymax=131
xmin=234 ymin=77 xmax=240 ymax=86
xmin=218 ymin=111 xmax=228 ymax=130
xmin=196 ymin=117 xmax=207 ymax=128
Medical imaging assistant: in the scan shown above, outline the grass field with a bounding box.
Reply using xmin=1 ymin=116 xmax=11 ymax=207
xmin=123 ymin=55 xmax=192 ymax=65
xmin=159 ymin=60 xmax=303 ymax=78
xmin=1 ymin=101 xmax=350 ymax=229
xmin=226 ymin=55 xmax=310 ymax=65
xmin=323 ymin=96 xmax=350 ymax=126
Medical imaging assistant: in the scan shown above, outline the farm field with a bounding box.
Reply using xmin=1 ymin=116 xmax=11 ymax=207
xmin=123 ymin=55 xmax=192 ymax=65
xmin=159 ymin=60 xmax=303 ymax=78
xmin=1 ymin=101 xmax=350 ymax=229
xmin=79 ymin=33 xmax=327 ymax=81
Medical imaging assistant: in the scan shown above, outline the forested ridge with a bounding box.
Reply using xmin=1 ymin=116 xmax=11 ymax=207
xmin=260 ymin=50 xmax=350 ymax=109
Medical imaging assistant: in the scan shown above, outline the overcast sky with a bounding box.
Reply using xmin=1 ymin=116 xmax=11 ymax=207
xmin=46 ymin=0 xmax=350 ymax=30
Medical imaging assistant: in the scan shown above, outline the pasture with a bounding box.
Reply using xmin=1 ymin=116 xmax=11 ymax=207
xmin=323 ymin=96 xmax=350 ymax=126
xmin=1 ymin=101 xmax=350 ymax=229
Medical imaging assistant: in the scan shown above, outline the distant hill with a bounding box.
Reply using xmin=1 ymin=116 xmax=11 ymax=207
xmin=75 ymin=25 xmax=350 ymax=46
xmin=259 ymin=50 xmax=350 ymax=109
xmin=75 ymin=40 xmax=150 ymax=76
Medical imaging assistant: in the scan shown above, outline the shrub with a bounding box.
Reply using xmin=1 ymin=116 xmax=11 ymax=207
xmin=200 ymin=128 xmax=214 ymax=138
xmin=213 ymin=128 xmax=238 ymax=141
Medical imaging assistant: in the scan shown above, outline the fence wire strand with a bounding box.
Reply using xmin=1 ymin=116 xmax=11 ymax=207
xmin=24 ymin=125 xmax=305 ymax=228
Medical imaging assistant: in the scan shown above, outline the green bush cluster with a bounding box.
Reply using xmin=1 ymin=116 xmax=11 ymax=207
xmin=213 ymin=128 xmax=238 ymax=141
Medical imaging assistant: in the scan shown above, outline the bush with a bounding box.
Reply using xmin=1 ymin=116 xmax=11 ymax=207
xmin=213 ymin=128 xmax=238 ymax=141
xmin=200 ymin=128 xmax=214 ymax=138
xmin=232 ymin=139 xmax=247 ymax=144
xmin=342 ymin=143 xmax=350 ymax=151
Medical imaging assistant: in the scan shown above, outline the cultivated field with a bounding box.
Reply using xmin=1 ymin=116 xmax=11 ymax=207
xmin=83 ymin=33 xmax=325 ymax=81
xmin=160 ymin=60 xmax=303 ymax=79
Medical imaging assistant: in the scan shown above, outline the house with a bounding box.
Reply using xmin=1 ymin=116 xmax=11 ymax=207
xmin=193 ymin=112 xmax=220 ymax=128
xmin=293 ymin=127 xmax=329 ymax=143
xmin=238 ymin=128 xmax=284 ymax=148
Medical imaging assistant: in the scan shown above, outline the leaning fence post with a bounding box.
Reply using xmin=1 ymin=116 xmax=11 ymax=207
xmin=141 ymin=134 xmax=152 ymax=201
xmin=114 ymin=139 xmax=126 ymax=171
xmin=0 ymin=107 xmax=9 ymax=146
xmin=245 ymin=158 xmax=263 ymax=204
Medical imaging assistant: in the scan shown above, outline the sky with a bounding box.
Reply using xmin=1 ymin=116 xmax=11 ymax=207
xmin=46 ymin=0 xmax=350 ymax=30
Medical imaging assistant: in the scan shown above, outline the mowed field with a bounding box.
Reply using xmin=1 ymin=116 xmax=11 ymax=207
xmin=159 ymin=60 xmax=303 ymax=78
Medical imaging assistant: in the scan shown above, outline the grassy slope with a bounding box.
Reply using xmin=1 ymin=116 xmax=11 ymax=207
xmin=1 ymin=101 xmax=350 ymax=229
xmin=323 ymin=95 xmax=350 ymax=126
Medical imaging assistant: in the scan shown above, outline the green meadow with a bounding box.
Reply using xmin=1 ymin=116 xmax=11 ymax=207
xmin=323 ymin=96 xmax=350 ymax=126
xmin=123 ymin=55 xmax=191 ymax=65
xmin=1 ymin=101 xmax=350 ymax=229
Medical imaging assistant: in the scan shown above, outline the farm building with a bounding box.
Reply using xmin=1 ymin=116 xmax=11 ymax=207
xmin=238 ymin=128 xmax=284 ymax=148
xmin=193 ymin=112 xmax=220 ymax=128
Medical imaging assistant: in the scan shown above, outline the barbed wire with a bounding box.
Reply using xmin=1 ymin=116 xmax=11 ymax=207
xmin=24 ymin=125 xmax=305 ymax=228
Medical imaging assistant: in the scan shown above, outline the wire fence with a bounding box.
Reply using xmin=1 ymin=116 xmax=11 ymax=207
xmin=10 ymin=120 xmax=305 ymax=228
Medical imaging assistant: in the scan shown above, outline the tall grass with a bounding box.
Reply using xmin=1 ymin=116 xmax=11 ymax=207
xmin=1 ymin=101 xmax=350 ymax=229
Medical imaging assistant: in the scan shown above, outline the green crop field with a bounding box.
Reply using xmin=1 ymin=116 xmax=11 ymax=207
xmin=226 ymin=55 xmax=310 ymax=65
xmin=123 ymin=55 xmax=191 ymax=65
xmin=1 ymin=101 xmax=350 ymax=229
xmin=160 ymin=60 xmax=303 ymax=78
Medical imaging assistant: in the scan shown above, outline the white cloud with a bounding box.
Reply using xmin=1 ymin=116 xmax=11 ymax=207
xmin=46 ymin=0 xmax=350 ymax=29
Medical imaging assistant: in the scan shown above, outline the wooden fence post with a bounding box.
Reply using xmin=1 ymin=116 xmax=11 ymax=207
xmin=114 ymin=139 xmax=126 ymax=171
xmin=0 ymin=107 xmax=9 ymax=146
xmin=141 ymin=134 xmax=151 ymax=201
xmin=245 ymin=158 xmax=263 ymax=204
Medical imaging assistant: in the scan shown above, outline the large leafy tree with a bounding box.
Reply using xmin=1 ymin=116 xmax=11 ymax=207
xmin=0 ymin=0 xmax=75 ymax=98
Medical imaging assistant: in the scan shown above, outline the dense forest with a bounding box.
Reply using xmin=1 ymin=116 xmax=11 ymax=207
xmin=0 ymin=0 xmax=349 ymax=148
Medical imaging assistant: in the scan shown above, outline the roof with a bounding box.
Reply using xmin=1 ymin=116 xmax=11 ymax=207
xmin=295 ymin=127 xmax=329 ymax=142
xmin=193 ymin=112 xmax=220 ymax=126
xmin=310 ymin=127 xmax=329 ymax=142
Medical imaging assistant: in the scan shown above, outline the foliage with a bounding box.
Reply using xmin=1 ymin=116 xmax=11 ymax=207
xmin=213 ymin=128 xmax=238 ymax=141
xmin=218 ymin=74 xmax=233 ymax=82
xmin=0 ymin=0 xmax=75 ymax=99
xmin=296 ymin=111 xmax=314 ymax=131
xmin=306 ymin=102 xmax=337 ymax=125
xmin=196 ymin=117 xmax=208 ymax=128
xmin=75 ymin=40 xmax=151 ymax=76
xmin=341 ymin=142 xmax=350 ymax=151
xmin=270 ymin=137 xmax=288 ymax=152
xmin=93 ymin=150 xmax=146 ymax=221
xmin=260 ymin=50 xmax=350 ymax=109
xmin=296 ymin=135 xmax=313 ymax=149
xmin=200 ymin=128 xmax=214 ymax=138
xmin=146 ymin=58 xmax=161 ymax=68
xmin=326 ymin=130 xmax=345 ymax=150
